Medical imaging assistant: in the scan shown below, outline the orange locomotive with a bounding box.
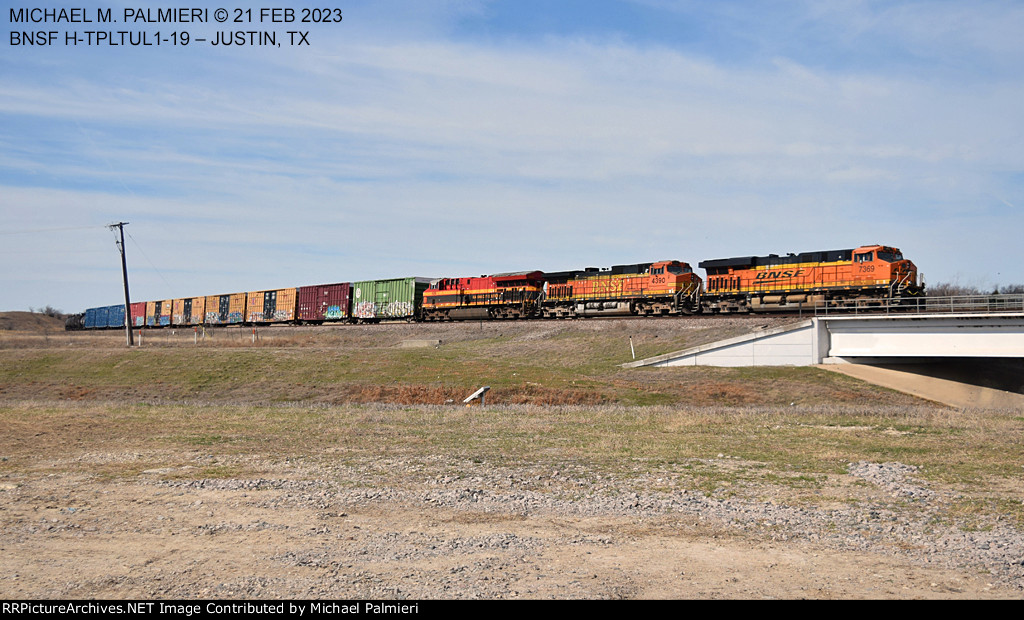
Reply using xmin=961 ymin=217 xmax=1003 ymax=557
xmin=422 ymin=271 xmax=545 ymax=320
xmin=541 ymin=260 xmax=702 ymax=317
xmin=699 ymin=244 xmax=922 ymax=313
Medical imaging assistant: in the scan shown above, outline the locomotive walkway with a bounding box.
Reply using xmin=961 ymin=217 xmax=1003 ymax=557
xmin=622 ymin=295 xmax=1024 ymax=408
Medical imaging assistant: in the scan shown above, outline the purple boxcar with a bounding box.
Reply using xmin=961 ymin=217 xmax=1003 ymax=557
xmin=297 ymin=283 xmax=352 ymax=322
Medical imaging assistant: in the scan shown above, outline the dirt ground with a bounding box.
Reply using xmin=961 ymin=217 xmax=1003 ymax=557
xmin=2 ymin=450 xmax=1021 ymax=600
xmin=1 ymin=316 xmax=1022 ymax=599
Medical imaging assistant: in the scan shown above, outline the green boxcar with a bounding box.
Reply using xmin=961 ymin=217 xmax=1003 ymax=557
xmin=351 ymin=277 xmax=432 ymax=320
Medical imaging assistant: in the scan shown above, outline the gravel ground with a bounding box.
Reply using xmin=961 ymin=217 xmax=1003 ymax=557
xmin=1 ymin=317 xmax=1021 ymax=599
xmin=3 ymin=457 xmax=1022 ymax=599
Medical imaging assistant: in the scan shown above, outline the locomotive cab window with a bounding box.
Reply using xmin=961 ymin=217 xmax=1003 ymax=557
xmin=855 ymin=252 xmax=874 ymax=263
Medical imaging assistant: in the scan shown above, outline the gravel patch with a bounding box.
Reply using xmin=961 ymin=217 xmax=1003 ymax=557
xmin=140 ymin=460 xmax=1024 ymax=592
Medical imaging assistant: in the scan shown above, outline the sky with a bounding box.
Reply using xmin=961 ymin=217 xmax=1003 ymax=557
xmin=2 ymin=0 xmax=1023 ymax=313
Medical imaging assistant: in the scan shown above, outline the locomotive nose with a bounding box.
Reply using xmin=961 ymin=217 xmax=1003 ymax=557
xmin=894 ymin=260 xmax=918 ymax=287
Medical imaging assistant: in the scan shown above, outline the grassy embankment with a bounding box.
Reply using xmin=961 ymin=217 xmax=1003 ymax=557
xmin=1 ymin=318 xmax=911 ymax=407
xmin=2 ymin=319 xmax=1022 ymax=527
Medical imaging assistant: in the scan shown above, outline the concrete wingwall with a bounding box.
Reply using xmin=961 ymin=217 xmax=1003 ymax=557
xmin=621 ymin=320 xmax=828 ymax=368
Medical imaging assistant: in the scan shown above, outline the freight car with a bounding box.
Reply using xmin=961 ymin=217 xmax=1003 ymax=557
xmin=352 ymin=277 xmax=432 ymax=321
xmin=72 ymin=243 xmax=922 ymax=329
xmin=145 ymin=299 xmax=172 ymax=327
xmin=700 ymin=244 xmax=922 ymax=313
xmin=247 ymin=288 xmax=298 ymax=324
xmin=65 ymin=312 xmax=85 ymax=331
xmin=130 ymin=302 xmax=146 ymax=327
xmin=172 ymin=297 xmax=206 ymax=326
xmin=204 ymin=293 xmax=246 ymax=325
xmin=84 ymin=304 xmax=125 ymax=329
xmin=297 ymin=282 xmax=352 ymax=323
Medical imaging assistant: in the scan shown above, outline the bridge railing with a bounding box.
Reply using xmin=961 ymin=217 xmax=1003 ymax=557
xmin=814 ymin=294 xmax=1024 ymax=316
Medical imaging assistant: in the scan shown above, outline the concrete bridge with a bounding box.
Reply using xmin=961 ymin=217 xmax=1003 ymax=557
xmin=622 ymin=313 xmax=1024 ymax=368
xmin=622 ymin=299 xmax=1024 ymax=408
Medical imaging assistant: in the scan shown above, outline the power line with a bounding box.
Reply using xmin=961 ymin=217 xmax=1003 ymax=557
xmin=126 ymin=230 xmax=177 ymax=299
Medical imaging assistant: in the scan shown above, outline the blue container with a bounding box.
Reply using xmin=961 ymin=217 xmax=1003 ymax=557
xmin=106 ymin=305 xmax=125 ymax=328
xmin=84 ymin=307 xmax=99 ymax=329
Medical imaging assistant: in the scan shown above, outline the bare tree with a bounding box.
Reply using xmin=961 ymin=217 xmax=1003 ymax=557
xmin=28 ymin=305 xmax=66 ymax=318
xmin=928 ymin=282 xmax=1024 ymax=296
xmin=925 ymin=282 xmax=984 ymax=296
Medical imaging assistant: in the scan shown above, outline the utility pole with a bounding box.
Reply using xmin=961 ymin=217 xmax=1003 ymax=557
xmin=108 ymin=222 xmax=134 ymax=347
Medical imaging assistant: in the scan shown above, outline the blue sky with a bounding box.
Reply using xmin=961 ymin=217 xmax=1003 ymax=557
xmin=2 ymin=0 xmax=1023 ymax=312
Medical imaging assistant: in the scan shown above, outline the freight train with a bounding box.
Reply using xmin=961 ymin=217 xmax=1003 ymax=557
xmin=70 ymin=243 xmax=922 ymax=330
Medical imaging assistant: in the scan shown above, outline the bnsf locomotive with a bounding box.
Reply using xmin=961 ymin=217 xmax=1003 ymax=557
xmin=537 ymin=260 xmax=702 ymax=318
xmin=73 ymin=243 xmax=922 ymax=329
xmin=700 ymin=244 xmax=921 ymax=313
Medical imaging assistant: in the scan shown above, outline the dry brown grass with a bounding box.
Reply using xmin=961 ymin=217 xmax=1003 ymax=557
xmin=0 ymin=309 xmax=922 ymax=411
xmin=0 ymin=311 xmax=65 ymax=333
xmin=311 ymin=384 xmax=605 ymax=406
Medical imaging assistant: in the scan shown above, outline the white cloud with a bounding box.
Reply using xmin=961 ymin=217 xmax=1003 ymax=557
xmin=2 ymin=1 xmax=1023 ymax=311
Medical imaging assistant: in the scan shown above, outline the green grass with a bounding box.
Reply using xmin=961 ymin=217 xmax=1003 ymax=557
xmin=0 ymin=340 xmax=925 ymax=408
xmin=3 ymin=399 xmax=1019 ymax=526
xmin=2 ymin=401 xmax=1017 ymax=478
xmin=3 ymin=323 xmax=1022 ymax=529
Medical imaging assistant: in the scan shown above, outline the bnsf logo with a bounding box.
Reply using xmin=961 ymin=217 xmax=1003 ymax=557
xmin=755 ymin=269 xmax=806 ymax=280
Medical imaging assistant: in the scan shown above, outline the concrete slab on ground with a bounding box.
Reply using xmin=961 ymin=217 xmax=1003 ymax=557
xmin=400 ymin=339 xmax=441 ymax=348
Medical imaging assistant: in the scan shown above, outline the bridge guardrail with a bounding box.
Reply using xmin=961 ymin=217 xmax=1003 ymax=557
xmin=814 ymin=294 xmax=1024 ymax=316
